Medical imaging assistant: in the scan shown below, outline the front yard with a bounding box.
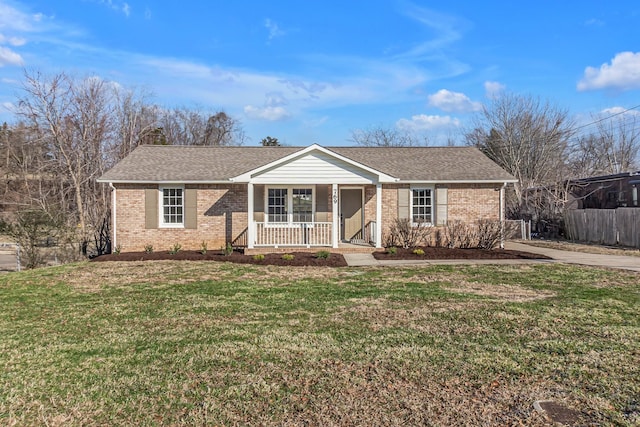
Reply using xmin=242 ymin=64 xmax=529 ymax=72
xmin=0 ymin=261 xmax=638 ymax=425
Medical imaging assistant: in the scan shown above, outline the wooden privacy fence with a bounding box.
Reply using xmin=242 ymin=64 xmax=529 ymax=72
xmin=564 ymin=208 xmax=640 ymax=248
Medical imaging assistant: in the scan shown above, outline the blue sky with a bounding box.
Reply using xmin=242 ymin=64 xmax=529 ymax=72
xmin=1 ymin=0 xmax=639 ymax=146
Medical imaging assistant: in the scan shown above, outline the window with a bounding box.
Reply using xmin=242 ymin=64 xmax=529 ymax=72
xmin=161 ymin=187 xmax=184 ymax=227
xmin=267 ymin=188 xmax=288 ymax=222
xmin=411 ymin=188 xmax=433 ymax=224
xmin=292 ymin=189 xmax=313 ymax=222
xmin=266 ymin=186 xmax=314 ymax=224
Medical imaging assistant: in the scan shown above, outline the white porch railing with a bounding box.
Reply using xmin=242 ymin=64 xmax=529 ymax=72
xmin=254 ymin=222 xmax=332 ymax=247
xmin=367 ymin=221 xmax=377 ymax=246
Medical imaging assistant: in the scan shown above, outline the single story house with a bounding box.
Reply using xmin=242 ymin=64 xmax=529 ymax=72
xmin=97 ymin=144 xmax=516 ymax=252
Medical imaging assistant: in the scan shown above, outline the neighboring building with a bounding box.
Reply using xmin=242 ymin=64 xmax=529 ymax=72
xmin=97 ymin=144 xmax=516 ymax=252
xmin=569 ymin=171 xmax=640 ymax=209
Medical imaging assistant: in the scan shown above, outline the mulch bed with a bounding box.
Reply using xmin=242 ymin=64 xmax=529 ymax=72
xmin=91 ymin=250 xmax=349 ymax=267
xmin=373 ymin=246 xmax=552 ymax=260
xmin=92 ymin=246 xmax=550 ymax=267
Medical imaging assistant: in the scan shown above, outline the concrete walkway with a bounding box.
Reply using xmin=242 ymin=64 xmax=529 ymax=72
xmin=343 ymin=243 xmax=640 ymax=272
xmin=505 ymin=242 xmax=640 ymax=272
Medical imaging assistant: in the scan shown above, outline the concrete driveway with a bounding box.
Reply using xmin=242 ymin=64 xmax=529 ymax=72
xmin=505 ymin=242 xmax=640 ymax=272
xmin=344 ymin=243 xmax=640 ymax=272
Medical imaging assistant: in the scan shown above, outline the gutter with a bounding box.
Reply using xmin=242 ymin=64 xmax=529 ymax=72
xmin=499 ymin=182 xmax=507 ymax=249
xmin=109 ymin=182 xmax=117 ymax=251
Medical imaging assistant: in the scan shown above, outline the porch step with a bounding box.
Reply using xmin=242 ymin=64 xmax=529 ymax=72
xmin=244 ymin=246 xmax=379 ymax=255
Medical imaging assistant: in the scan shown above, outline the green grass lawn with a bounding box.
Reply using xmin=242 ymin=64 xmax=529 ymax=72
xmin=1 ymin=261 xmax=638 ymax=426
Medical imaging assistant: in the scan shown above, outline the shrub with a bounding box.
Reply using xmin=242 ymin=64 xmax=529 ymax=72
xmin=315 ymin=250 xmax=330 ymax=259
xmin=144 ymin=244 xmax=153 ymax=253
xmin=387 ymin=246 xmax=397 ymax=255
xmin=412 ymin=248 xmax=425 ymax=256
xmin=476 ymin=220 xmax=502 ymax=249
xmin=4 ymin=209 xmax=64 ymax=269
xmin=222 ymin=242 xmax=233 ymax=256
xmin=200 ymin=241 xmax=208 ymax=255
xmin=169 ymin=243 xmax=181 ymax=255
xmin=253 ymin=254 xmax=265 ymax=262
xmin=387 ymin=218 xmax=433 ymax=249
xmin=446 ymin=220 xmax=477 ymax=249
xmin=282 ymin=254 xmax=295 ymax=261
xmin=113 ymin=244 xmax=121 ymax=255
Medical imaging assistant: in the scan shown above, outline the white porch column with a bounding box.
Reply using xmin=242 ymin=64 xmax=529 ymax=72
xmin=375 ymin=183 xmax=383 ymax=248
xmin=332 ymin=183 xmax=339 ymax=248
xmin=499 ymin=182 xmax=506 ymax=249
xmin=247 ymin=182 xmax=254 ymax=249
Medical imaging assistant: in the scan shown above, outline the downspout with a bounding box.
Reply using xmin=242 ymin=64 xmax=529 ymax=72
xmin=109 ymin=182 xmax=117 ymax=252
xmin=499 ymin=182 xmax=506 ymax=249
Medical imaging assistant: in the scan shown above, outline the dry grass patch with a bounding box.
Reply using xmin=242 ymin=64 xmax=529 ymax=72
xmin=445 ymin=280 xmax=556 ymax=302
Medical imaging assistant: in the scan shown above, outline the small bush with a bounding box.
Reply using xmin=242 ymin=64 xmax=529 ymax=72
xmin=222 ymin=242 xmax=233 ymax=256
xmin=315 ymin=250 xmax=330 ymax=259
xmin=144 ymin=244 xmax=153 ymax=253
xmin=253 ymin=254 xmax=265 ymax=262
xmin=476 ymin=220 xmax=502 ymax=249
xmin=446 ymin=220 xmax=477 ymax=249
xmin=387 ymin=218 xmax=433 ymax=249
xmin=282 ymin=254 xmax=295 ymax=261
xmin=412 ymin=248 xmax=425 ymax=256
xmin=387 ymin=246 xmax=397 ymax=255
xmin=200 ymin=241 xmax=208 ymax=255
xmin=169 ymin=243 xmax=181 ymax=255
xmin=113 ymin=245 xmax=121 ymax=255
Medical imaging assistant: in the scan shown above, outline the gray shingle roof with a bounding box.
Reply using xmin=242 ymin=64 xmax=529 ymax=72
xmin=98 ymin=145 xmax=515 ymax=183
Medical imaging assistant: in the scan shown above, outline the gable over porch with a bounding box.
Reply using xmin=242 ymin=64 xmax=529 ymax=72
xmin=232 ymin=144 xmax=396 ymax=249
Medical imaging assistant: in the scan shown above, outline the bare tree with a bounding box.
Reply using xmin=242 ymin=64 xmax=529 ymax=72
xmin=16 ymin=71 xmax=115 ymax=253
xmin=155 ymin=107 xmax=246 ymax=146
xmin=570 ymin=113 xmax=640 ymax=176
xmin=466 ymin=93 xmax=575 ymax=218
xmin=112 ymin=87 xmax=157 ymax=161
xmin=350 ymin=126 xmax=422 ymax=147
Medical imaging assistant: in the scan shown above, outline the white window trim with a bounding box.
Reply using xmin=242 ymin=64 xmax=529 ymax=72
xmin=264 ymin=185 xmax=316 ymax=227
xmin=410 ymin=185 xmax=435 ymax=226
xmin=159 ymin=185 xmax=185 ymax=228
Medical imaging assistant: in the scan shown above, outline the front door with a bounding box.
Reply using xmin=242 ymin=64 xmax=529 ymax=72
xmin=340 ymin=188 xmax=363 ymax=241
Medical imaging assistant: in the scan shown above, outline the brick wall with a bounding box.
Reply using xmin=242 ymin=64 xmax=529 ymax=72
xmin=114 ymin=184 xmax=247 ymax=252
xmin=114 ymin=182 xmax=501 ymax=252
xmin=380 ymin=183 xmax=500 ymax=238
xmin=447 ymin=183 xmax=500 ymax=222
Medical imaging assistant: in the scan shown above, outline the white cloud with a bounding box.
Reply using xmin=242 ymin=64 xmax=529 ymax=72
xmin=600 ymin=106 xmax=640 ymax=117
xmin=484 ymin=81 xmax=505 ymax=99
xmin=122 ymin=3 xmax=131 ymax=17
xmin=0 ymin=34 xmax=26 ymax=46
xmin=396 ymin=114 xmax=460 ymax=131
xmin=427 ymin=89 xmax=481 ymax=112
xmin=0 ymin=46 xmax=23 ymax=66
xmin=264 ymin=18 xmax=285 ymax=41
xmin=578 ymin=51 xmax=640 ymax=91
xmin=244 ymin=105 xmax=290 ymax=121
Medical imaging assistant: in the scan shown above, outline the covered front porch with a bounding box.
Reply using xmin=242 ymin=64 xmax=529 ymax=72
xmin=246 ymin=183 xmax=383 ymax=249
xmin=230 ymin=145 xmax=397 ymax=250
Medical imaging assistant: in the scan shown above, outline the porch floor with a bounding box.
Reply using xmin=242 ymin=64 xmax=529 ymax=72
xmin=244 ymin=242 xmax=380 ymax=255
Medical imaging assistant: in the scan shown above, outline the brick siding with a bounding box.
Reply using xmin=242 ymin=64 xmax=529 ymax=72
xmin=114 ymin=182 xmax=501 ymax=252
xmin=114 ymin=184 xmax=247 ymax=252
